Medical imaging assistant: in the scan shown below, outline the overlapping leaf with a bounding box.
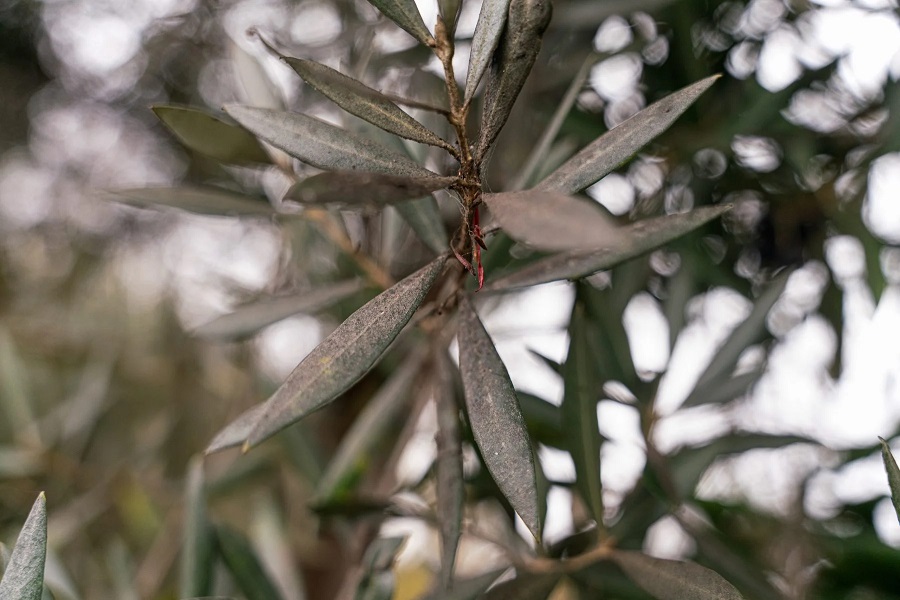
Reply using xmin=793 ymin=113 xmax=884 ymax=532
xmin=396 ymin=195 xmax=449 ymax=254
xmin=206 ymin=256 xmax=445 ymax=452
xmin=537 ymin=75 xmax=721 ymax=194
xmin=433 ymin=352 xmax=463 ymax=591
xmin=464 ymin=0 xmax=511 ymax=104
xmin=224 ymin=105 xmax=438 ymax=179
xmin=284 ymin=171 xmax=455 ymax=207
xmin=482 ymin=190 xmax=623 ymax=252
xmin=457 ymin=296 xmax=541 ymax=538
xmin=0 ymin=493 xmax=47 ymax=600
xmin=215 ymin=525 xmax=284 ymax=600
xmin=152 ymin=105 xmax=270 ymax=165
xmin=609 ymin=550 xmax=743 ymax=600
xmin=486 ymin=205 xmax=731 ymax=290
xmin=367 ymin=0 xmax=434 ymax=46
xmin=108 ymin=186 xmax=276 ymax=217
xmin=180 ymin=457 xmax=213 ymax=598
xmin=193 ymin=279 xmax=366 ymax=341
xmin=880 ymin=437 xmax=900 ymax=525
xmin=284 ymin=58 xmax=455 ymax=152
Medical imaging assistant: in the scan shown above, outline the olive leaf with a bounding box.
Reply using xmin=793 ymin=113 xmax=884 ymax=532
xmin=438 ymin=0 xmax=462 ymax=37
xmin=193 ymin=279 xmax=366 ymax=341
xmin=879 ymin=437 xmax=900 ymax=525
xmin=396 ymin=195 xmax=449 ymax=254
xmin=366 ymin=0 xmax=434 ymax=47
xmin=206 ymin=256 xmax=446 ymax=452
xmin=0 ymin=493 xmax=47 ymax=600
xmin=215 ymin=525 xmax=285 ymax=600
xmin=180 ymin=457 xmax=214 ymax=598
xmin=464 ymin=0 xmax=512 ymax=105
xmin=224 ymin=105 xmax=439 ymax=179
xmin=152 ymin=105 xmax=270 ymax=165
xmin=482 ymin=190 xmax=623 ymax=252
xmin=284 ymin=58 xmax=455 ymax=153
xmin=457 ymin=295 xmax=541 ymax=538
xmin=475 ymin=0 xmax=553 ymax=164
xmin=434 ymin=351 xmax=464 ymax=591
xmin=485 ymin=205 xmax=731 ymax=291
xmin=284 ymin=171 xmax=456 ymax=207
xmin=108 ymin=186 xmax=277 ymax=217
xmin=609 ymin=550 xmax=744 ymax=600
xmin=538 ymin=75 xmax=720 ymax=194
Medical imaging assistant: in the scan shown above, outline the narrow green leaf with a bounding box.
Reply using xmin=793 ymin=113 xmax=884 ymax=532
xmin=206 ymin=257 xmax=446 ymax=453
xmin=681 ymin=371 xmax=762 ymax=409
xmin=475 ymin=0 xmax=553 ymax=164
xmin=538 ymin=75 xmax=721 ymax=194
xmin=879 ymin=437 xmax=900 ymax=525
xmin=284 ymin=171 xmax=455 ymax=207
xmin=562 ymin=299 xmax=604 ymax=522
xmin=610 ymin=550 xmax=743 ymax=600
xmin=396 ymin=195 xmax=449 ymax=254
xmin=107 ymin=186 xmax=276 ymax=217
xmin=421 ymin=568 xmax=507 ymax=600
xmin=314 ymin=354 xmax=424 ymax=502
xmin=484 ymin=572 xmax=561 ymax=599
xmin=367 ymin=0 xmax=434 ymax=46
xmin=518 ymin=392 xmax=565 ymax=449
xmin=486 ymin=205 xmax=731 ymax=291
xmin=457 ymin=296 xmax=541 ymax=538
xmin=284 ymin=58 xmax=455 ymax=152
xmin=224 ymin=105 xmax=438 ymax=178
xmin=152 ymin=105 xmax=270 ymax=165
xmin=215 ymin=525 xmax=284 ymax=600
xmin=438 ymin=0 xmax=462 ymax=37
xmin=0 ymin=493 xmax=47 ymax=600
xmin=193 ymin=279 xmax=366 ymax=341
xmin=434 ymin=352 xmax=464 ymax=591
xmin=464 ymin=0 xmax=511 ymax=104
xmin=483 ymin=190 xmax=623 ymax=252
xmin=180 ymin=457 xmax=214 ymax=598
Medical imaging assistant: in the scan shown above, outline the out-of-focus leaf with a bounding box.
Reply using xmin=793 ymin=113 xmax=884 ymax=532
xmin=581 ymin=281 xmax=638 ymax=390
xmin=216 ymin=525 xmax=284 ymax=600
xmin=538 ymin=75 xmax=721 ymax=194
xmin=457 ymin=296 xmax=541 ymax=538
xmin=610 ymin=550 xmax=743 ymax=600
xmin=356 ymin=536 xmax=406 ymax=600
xmin=464 ymin=0 xmax=511 ymax=104
xmin=483 ymin=190 xmax=623 ymax=252
xmin=367 ymin=0 xmax=434 ymax=46
xmin=484 ymin=572 xmax=561 ymax=599
xmin=879 ymin=437 xmax=900 ymax=525
xmin=314 ymin=354 xmax=424 ymax=502
xmin=396 ymin=195 xmax=449 ymax=254
xmin=0 ymin=326 xmax=36 ymax=444
xmin=284 ymin=58 xmax=454 ymax=152
xmin=0 ymin=542 xmax=9 ymax=576
xmin=421 ymin=568 xmax=507 ymax=600
xmin=284 ymin=171 xmax=455 ymax=207
xmin=151 ymin=105 xmax=270 ymax=165
xmin=433 ymin=352 xmax=463 ymax=591
xmin=517 ymin=392 xmax=565 ymax=449
xmin=681 ymin=371 xmax=761 ymax=409
xmin=193 ymin=279 xmax=366 ymax=341
xmin=108 ymin=186 xmax=276 ymax=217
xmin=224 ymin=105 xmax=438 ymax=178
xmin=562 ymin=298 xmax=604 ymax=522
xmin=486 ymin=205 xmax=731 ymax=290
xmin=475 ymin=0 xmax=553 ymax=163
xmin=179 ymin=457 xmax=213 ymax=598
xmin=0 ymin=493 xmax=47 ymax=600
xmin=206 ymin=257 xmax=445 ymax=452
xmin=684 ymin=272 xmax=789 ymax=407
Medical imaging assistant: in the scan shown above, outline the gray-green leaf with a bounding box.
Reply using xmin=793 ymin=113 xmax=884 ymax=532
xmin=284 ymin=58 xmax=454 ymax=152
xmin=610 ymin=550 xmax=743 ymax=600
xmin=464 ymin=0 xmax=511 ymax=104
xmin=180 ymin=457 xmax=214 ymax=598
xmin=216 ymin=525 xmax=284 ymax=600
xmin=193 ymin=279 xmax=366 ymax=341
xmin=537 ymin=75 xmax=720 ymax=194
xmin=366 ymin=0 xmax=434 ymax=46
xmin=284 ymin=171 xmax=455 ymax=207
xmin=457 ymin=296 xmax=541 ymax=538
xmin=0 ymin=493 xmax=47 ymax=600
xmin=486 ymin=205 xmax=731 ymax=291
xmin=224 ymin=105 xmax=437 ymax=178
xmin=880 ymin=437 xmax=900 ymax=525
xmin=152 ymin=105 xmax=270 ymax=165
xmin=108 ymin=186 xmax=276 ymax=217
xmin=207 ymin=256 xmax=446 ymax=452
xmin=482 ymin=190 xmax=623 ymax=252
xmin=396 ymin=195 xmax=449 ymax=254
xmin=434 ymin=352 xmax=464 ymax=591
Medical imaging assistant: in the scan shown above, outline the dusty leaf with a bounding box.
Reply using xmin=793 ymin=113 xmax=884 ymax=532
xmin=193 ymin=279 xmax=366 ymax=341
xmin=880 ymin=437 xmax=900 ymax=525
xmin=396 ymin=195 xmax=449 ymax=254
xmin=464 ymin=0 xmax=511 ymax=104
xmin=538 ymin=75 xmax=720 ymax=194
xmin=366 ymin=0 xmax=434 ymax=46
xmin=482 ymin=190 xmax=622 ymax=252
xmin=284 ymin=58 xmax=454 ymax=152
xmin=0 ymin=493 xmax=47 ymax=600
xmin=180 ymin=457 xmax=214 ymax=598
xmin=284 ymin=171 xmax=455 ymax=207
xmin=486 ymin=205 xmax=731 ymax=290
xmin=434 ymin=351 xmax=464 ymax=591
xmin=224 ymin=105 xmax=438 ymax=178
xmin=108 ymin=186 xmax=276 ymax=217
xmin=610 ymin=550 xmax=743 ymax=600
xmin=152 ymin=105 xmax=270 ymax=165
xmin=457 ymin=296 xmax=541 ymax=538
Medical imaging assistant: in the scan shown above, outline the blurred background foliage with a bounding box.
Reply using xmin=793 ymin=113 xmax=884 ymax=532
xmin=2 ymin=0 xmax=900 ymax=598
